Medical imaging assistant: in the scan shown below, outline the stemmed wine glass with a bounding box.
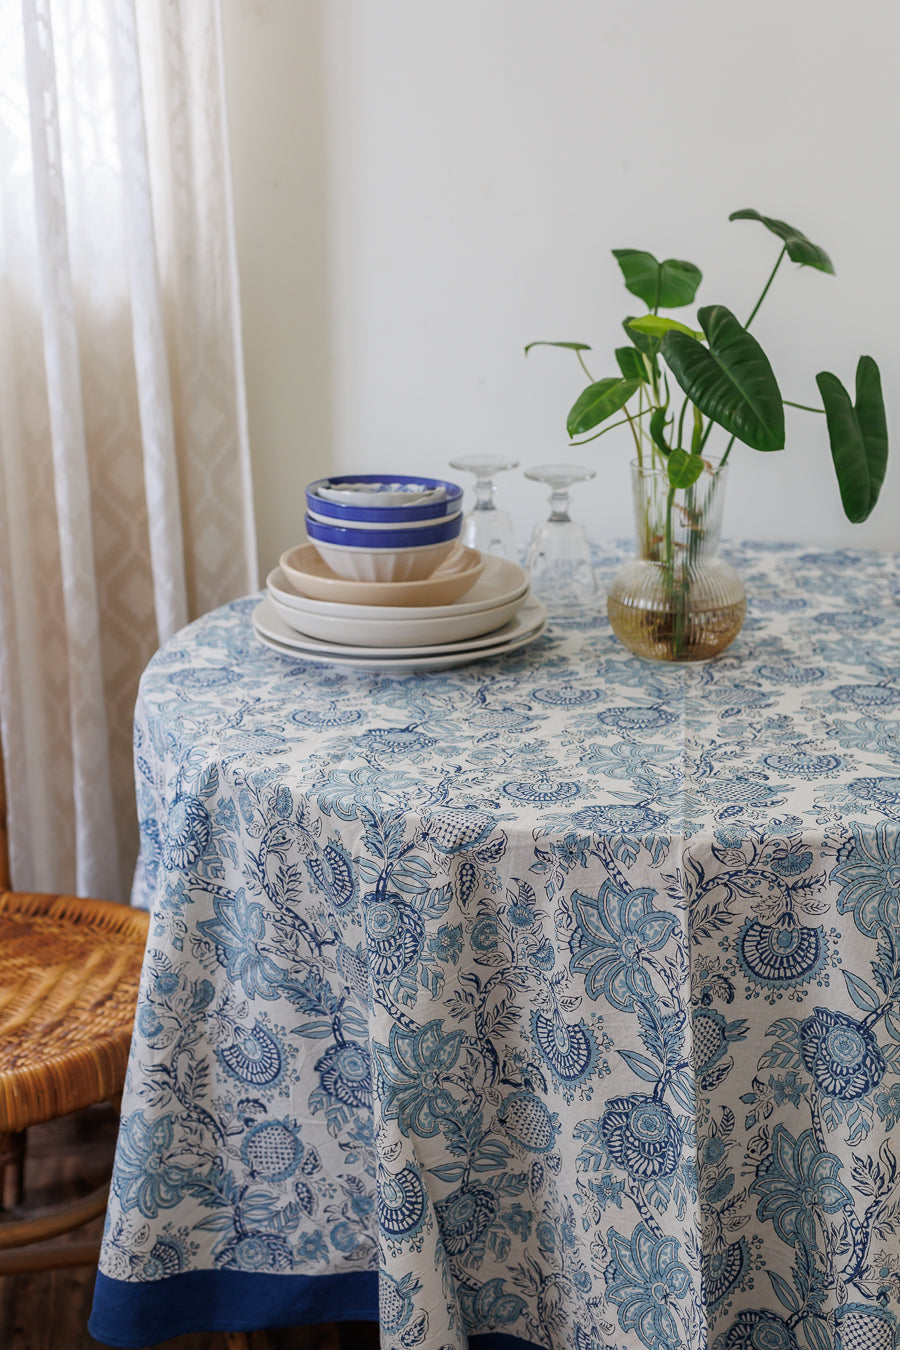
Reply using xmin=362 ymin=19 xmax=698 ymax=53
xmin=525 ymin=463 xmax=597 ymax=612
xmin=448 ymin=454 xmax=519 ymax=559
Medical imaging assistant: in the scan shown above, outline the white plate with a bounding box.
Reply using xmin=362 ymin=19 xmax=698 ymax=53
xmin=266 ymin=554 xmax=529 ymax=621
xmin=254 ymin=596 xmax=545 ymax=658
xmin=265 ymin=586 xmax=531 ymax=647
xmin=253 ymin=608 xmax=548 ymax=672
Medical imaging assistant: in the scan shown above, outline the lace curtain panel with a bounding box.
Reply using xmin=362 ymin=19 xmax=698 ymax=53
xmin=0 ymin=0 xmax=257 ymax=902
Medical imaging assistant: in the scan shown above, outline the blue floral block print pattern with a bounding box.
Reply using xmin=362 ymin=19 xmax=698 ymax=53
xmin=90 ymin=543 xmax=900 ymax=1350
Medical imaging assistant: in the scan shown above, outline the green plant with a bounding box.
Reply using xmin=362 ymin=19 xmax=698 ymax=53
xmin=526 ymin=209 xmax=889 ymax=526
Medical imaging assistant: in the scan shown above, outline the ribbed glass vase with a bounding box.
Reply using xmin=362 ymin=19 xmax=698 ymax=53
xmin=607 ymin=462 xmax=746 ymax=662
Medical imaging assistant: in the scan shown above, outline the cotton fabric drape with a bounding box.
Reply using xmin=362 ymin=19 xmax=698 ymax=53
xmin=0 ymin=0 xmax=257 ymax=901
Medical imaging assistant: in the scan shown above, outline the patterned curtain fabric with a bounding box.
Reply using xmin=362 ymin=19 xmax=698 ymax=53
xmin=0 ymin=0 xmax=257 ymax=901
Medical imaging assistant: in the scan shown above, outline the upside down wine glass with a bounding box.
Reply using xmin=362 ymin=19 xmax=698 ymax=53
xmin=448 ymin=454 xmax=519 ymax=559
xmin=525 ymin=463 xmax=597 ymax=613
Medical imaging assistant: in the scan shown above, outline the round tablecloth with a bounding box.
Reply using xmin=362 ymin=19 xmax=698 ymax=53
xmin=91 ymin=542 xmax=900 ymax=1350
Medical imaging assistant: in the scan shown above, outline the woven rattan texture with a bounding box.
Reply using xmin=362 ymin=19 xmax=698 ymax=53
xmin=0 ymin=892 xmax=149 ymax=1133
xmin=0 ymin=730 xmax=9 ymax=891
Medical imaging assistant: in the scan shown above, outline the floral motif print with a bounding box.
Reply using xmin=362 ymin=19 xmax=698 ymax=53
xmin=751 ymin=1124 xmax=854 ymax=1247
xmin=601 ymin=1095 xmax=684 ymax=1180
xmin=604 ymin=1222 xmax=692 ymax=1349
xmin=799 ymin=1008 xmax=886 ymax=1099
xmin=569 ymin=881 xmax=679 ymax=1010
xmin=94 ymin=544 xmax=900 ymax=1350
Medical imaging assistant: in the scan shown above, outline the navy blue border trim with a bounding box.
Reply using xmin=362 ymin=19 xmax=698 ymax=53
xmin=90 ymin=1269 xmax=378 ymax=1347
xmin=90 ymin=1270 xmax=544 ymax=1350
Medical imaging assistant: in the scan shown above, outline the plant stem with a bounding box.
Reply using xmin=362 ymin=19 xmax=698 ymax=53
xmin=569 ymin=406 xmax=651 ymax=446
xmin=784 ymin=399 xmax=825 ymax=413
xmin=676 ymin=398 xmax=688 ymax=451
xmin=745 ymin=244 xmax=787 ymax=330
xmin=576 ymin=350 xmax=595 ymax=382
xmin=719 ymin=435 xmax=736 ymax=468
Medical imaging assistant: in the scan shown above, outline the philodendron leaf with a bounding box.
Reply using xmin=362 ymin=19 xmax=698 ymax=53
xmin=615 ymin=346 xmax=648 ymax=382
xmin=729 ymin=209 xmax=835 ymax=274
xmin=667 ymin=447 xmax=705 ymax=489
xmin=624 ymin=317 xmax=661 ymax=360
xmin=661 ymin=305 xmax=785 ymax=452
xmin=613 ymin=249 xmax=703 ymax=309
xmin=525 ymin=340 xmax=592 ymax=355
xmin=567 ymin=377 xmax=641 ymax=437
xmin=628 ymin=315 xmax=705 ymax=341
xmin=816 ymin=356 xmax=888 ymax=522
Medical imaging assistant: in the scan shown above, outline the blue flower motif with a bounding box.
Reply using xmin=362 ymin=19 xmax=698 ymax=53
xmin=364 ymin=894 xmax=424 ymax=980
xmin=377 ymin=1164 xmax=427 ymax=1239
xmin=761 ymin=751 xmax=842 ymax=778
xmin=702 ymin=1239 xmax=749 ymax=1310
xmin=426 ymin=923 xmax=463 ymax=963
xmin=531 ymin=1010 xmax=598 ymax=1087
xmin=136 ymin=1237 xmax=185 ymax=1281
xmin=471 ymin=913 xmax=502 ymax=953
xmin=162 ymin=794 xmax=211 ymax=869
xmin=373 ymin=1020 xmax=463 ymax=1137
xmin=329 ymin=1220 xmax=360 ymax=1253
xmin=604 ymin=1221 xmax=691 ymax=1349
xmin=833 ymin=822 xmax=900 ymax=937
xmin=595 ymin=705 xmax=676 ymax=732
xmin=218 ymin=1019 xmax=286 ymax=1088
xmin=314 ymin=1041 xmax=372 ymax=1109
xmin=713 ymin=1309 xmax=798 ymax=1350
xmin=572 ymin=803 xmax=667 ymax=835
xmin=751 ymin=1124 xmax=853 ymax=1247
xmin=216 ymin=1232 xmax=294 ymax=1271
xmin=114 ymin=1112 xmax=186 ymax=1218
xmin=736 ymin=919 xmax=826 ymax=990
xmin=569 ymin=881 xmax=678 ymax=1010
xmin=600 ymin=1095 xmax=683 ymax=1180
xmin=197 ymin=889 xmax=284 ymax=999
xmin=799 ymin=1007 xmax=886 ymax=1099
xmin=435 ymin=1185 xmax=499 ymax=1255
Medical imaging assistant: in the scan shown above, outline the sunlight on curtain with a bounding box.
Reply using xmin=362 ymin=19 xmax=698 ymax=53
xmin=0 ymin=0 xmax=257 ymax=901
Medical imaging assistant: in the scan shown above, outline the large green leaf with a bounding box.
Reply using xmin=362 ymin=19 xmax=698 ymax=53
xmin=623 ymin=317 xmax=661 ymax=361
xmin=667 ymin=447 xmax=705 ymax=489
xmin=612 ymin=249 xmax=703 ymax=309
xmin=567 ymin=377 xmax=641 ymax=437
xmin=661 ymin=305 xmax=785 ymax=452
xmin=524 ymin=340 xmax=591 ymax=355
xmin=729 ymin=209 xmax=834 ymax=274
xmin=615 ymin=346 xmax=648 ymax=382
xmin=628 ymin=315 xmax=704 ymax=341
xmin=816 ymin=356 xmax=888 ymax=522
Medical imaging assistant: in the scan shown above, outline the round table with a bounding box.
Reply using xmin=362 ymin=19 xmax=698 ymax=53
xmin=90 ymin=542 xmax=900 ymax=1350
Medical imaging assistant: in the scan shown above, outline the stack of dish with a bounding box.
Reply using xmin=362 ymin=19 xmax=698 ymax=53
xmin=253 ymin=473 xmax=546 ymax=671
xmin=255 ymin=542 xmax=545 ymax=676
xmin=302 ymin=474 xmax=465 ymax=582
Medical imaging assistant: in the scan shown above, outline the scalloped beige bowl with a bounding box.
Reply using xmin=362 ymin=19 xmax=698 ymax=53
xmin=278 ymin=543 xmax=486 ymax=607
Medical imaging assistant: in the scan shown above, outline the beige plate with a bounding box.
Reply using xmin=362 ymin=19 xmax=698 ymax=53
xmin=278 ymin=542 xmax=485 ymax=606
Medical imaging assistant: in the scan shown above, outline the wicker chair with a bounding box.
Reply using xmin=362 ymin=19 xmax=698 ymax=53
xmin=0 ymin=730 xmax=149 ymax=1274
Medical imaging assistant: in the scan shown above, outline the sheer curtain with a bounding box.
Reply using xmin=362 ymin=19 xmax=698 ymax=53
xmin=0 ymin=0 xmax=257 ymax=902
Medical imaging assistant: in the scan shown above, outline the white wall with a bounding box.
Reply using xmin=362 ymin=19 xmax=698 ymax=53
xmin=223 ymin=0 xmax=900 ymax=577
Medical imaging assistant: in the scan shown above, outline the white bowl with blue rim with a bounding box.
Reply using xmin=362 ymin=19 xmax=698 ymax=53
xmin=304 ymin=511 xmax=463 ymax=582
xmin=306 ymin=474 xmax=463 ymax=524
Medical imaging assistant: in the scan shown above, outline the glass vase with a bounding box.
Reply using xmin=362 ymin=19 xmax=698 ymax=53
xmin=607 ymin=462 xmax=746 ymax=662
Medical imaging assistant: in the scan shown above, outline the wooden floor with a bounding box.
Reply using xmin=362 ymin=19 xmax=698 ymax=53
xmin=0 ymin=1106 xmax=379 ymax=1350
